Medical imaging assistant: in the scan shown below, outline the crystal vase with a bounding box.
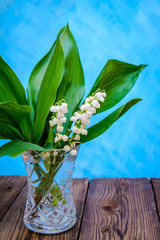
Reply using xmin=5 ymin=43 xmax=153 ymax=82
xmin=22 ymin=149 xmax=77 ymax=234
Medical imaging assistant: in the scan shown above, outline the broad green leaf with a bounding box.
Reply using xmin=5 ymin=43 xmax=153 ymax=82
xmin=27 ymin=43 xmax=56 ymax=123
xmin=44 ymin=25 xmax=85 ymax=147
xmin=0 ymin=139 xmax=51 ymax=157
xmin=0 ymin=102 xmax=32 ymax=140
xmin=56 ymin=25 xmax=85 ymax=132
xmin=88 ymin=60 xmax=147 ymax=114
xmin=0 ymin=123 xmax=24 ymax=140
xmin=81 ymin=98 xmax=142 ymax=143
xmin=0 ymin=56 xmax=28 ymax=104
xmin=32 ymin=39 xmax=65 ymax=143
xmin=0 ymin=101 xmax=31 ymax=126
xmin=27 ymin=26 xmax=66 ymax=123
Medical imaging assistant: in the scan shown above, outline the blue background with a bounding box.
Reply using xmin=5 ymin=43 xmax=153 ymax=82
xmin=0 ymin=0 xmax=160 ymax=178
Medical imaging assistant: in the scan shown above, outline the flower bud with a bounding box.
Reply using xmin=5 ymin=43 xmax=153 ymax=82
xmin=84 ymin=103 xmax=91 ymax=109
xmin=74 ymin=134 xmax=80 ymax=140
xmin=57 ymin=112 xmax=64 ymax=119
xmin=91 ymin=100 xmax=100 ymax=108
xmin=49 ymin=120 xmax=55 ymax=127
xmin=70 ymin=116 xmax=77 ymax=122
xmin=64 ymin=145 xmax=71 ymax=152
xmin=52 ymin=118 xmax=59 ymax=124
xmin=72 ymin=126 xmax=78 ymax=133
xmin=88 ymin=107 xmax=96 ymax=114
xmin=85 ymin=97 xmax=90 ymax=103
xmin=57 ymin=125 xmax=63 ymax=132
xmin=80 ymin=105 xmax=86 ymax=111
xmin=87 ymin=111 xmax=92 ymax=118
xmin=81 ymin=129 xmax=88 ymax=135
xmin=54 ymin=106 xmax=61 ymax=112
xmin=60 ymin=117 xmax=67 ymax=123
xmin=62 ymin=135 xmax=68 ymax=141
xmin=95 ymin=92 xmax=103 ymax=99
xmin=50 ymin=106 xmax=55 ymax=112
xmin=102 ymin=92 xmax=107 ymax=97
xmin=70 ymin=149 xmax=77 ymax=156
xmin=99 ymin=97 xmax=105 ymax=102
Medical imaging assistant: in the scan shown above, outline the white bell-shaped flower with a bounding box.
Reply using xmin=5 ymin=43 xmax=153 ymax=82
xmin=70 ymin=149 xmax=77 ymax=156
xmin=102 ymin=92 xmax=107 ymax=97
xmin=88 ymin=107 xmax=96 ymax=114
xmin=64 ymin=145 xmax=71 ymax=152
xmin=57 ymin=124 xmax=63 ymax=132
xmin=74 ymin=134 xmax=80 ymax=140
xmin=60 ymin=117 xmax=67 ymax=123
xmin=50 ymin=106 xmax=55 ymax=112
xmin=91 ymin=100 xmax=100 ymax=108
xmin=62 ymin=135 xmax=68 ymax=141
xmin=70 ymin=116 xmax=77 ymax=122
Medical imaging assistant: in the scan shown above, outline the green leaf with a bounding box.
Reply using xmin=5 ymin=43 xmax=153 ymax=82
xmin=88 ymin=60 xmax=147 ymax=114
xmin=44 ymin=25 xmax=85 ymax=147
xmin=0 ymin=101 xmax=31 ymax=126
xmin=27 ymin=26 xmax=66 ymax=123
xmin=0 ymin=101 xmax=32 ymax=140
xmin=56 ymin=25 xmax=85 ymax=132
xmin=27 ymin=43 xmax=56 ymax=123
xmin=0 ymin=123 xmax=24 ymax=140
xmin=32 ymin=39 xmax=65 ymax=143
xmin=80 ymin=98 xmax=142 ymax=143
xmin=0 ymin=139 xmax=51 ymax=157
xmin=0 ymin=56 xmax=28 ymax=104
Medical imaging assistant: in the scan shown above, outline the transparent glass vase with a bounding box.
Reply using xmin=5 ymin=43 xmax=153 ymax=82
xmin=22 ymin=148 xmax=78 ymax=234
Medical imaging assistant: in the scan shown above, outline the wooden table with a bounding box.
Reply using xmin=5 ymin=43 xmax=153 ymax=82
xmin=0 ymin=177 xmax=160 ymax=239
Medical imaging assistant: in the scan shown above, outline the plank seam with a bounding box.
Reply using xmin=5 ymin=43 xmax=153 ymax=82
xmin=77 ymin=180 xmax=90 ymax=240
xmin=0 ymin=182 xmax=27 ymax=221
xmin=150 ymin=179 xmax=160 ymax=222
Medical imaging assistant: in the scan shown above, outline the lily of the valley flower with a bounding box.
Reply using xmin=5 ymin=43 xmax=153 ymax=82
xmin=49 ymin=89 xmax=107 ymax=156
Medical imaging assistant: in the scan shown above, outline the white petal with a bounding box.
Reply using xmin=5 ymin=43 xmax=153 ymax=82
xmin=70 ymin=116 xmax=77 ymax=122
xmin=88 ymin=107 xmax=96 ymax=114
xmin=74 ymin=134 xmax=80 ymax=140
xmin=84 ymin=103 xmax=91 ymax=109
xmin=49 ymin=120 xmax=55 ymax=127
xmin=54 ymin=106 xmax=61 ymax=112
xmin=57 ymin=125 xmax=63 ymax=132
xmin=80 ymin=105 xmax=86 ymax=111
xmin=57 ymin=112 xmax=64 ymax=119
xmin=70 ymin=149 xmax=77 ymax=156
xmin=102 ymin=92 xmax=107 ymax=97
xmin=64 ymin=145 xmax=71 ymax=152
xmin=62 ymin=135 xmax=68 ymax=141
xmin=99 ymin=97 xmax=105 ymax=102
xmin=60 ymin=117 xmax=67 ymax=123
xmin=50 ymin=106 xmax=55 ymax=112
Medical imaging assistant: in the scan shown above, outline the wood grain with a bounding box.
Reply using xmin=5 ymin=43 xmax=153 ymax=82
xmin=79 ymin=178 xmax=160 ymax=240
xmin=0 ymin=178 xmax=89 ymax=240
xmin=151 ymin=178 xmax=160 ymax=219
xmin=0 ymin=176 xmax=27 ymax=220
xmin=79 ymin=178 xmax=122 ymax=240
xmin=121 ymin=178 xmax=160 ymax=240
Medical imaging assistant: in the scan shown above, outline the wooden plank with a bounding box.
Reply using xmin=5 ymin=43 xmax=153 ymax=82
xmin=121 ymin=178 xmax=160 ymax=240
xmin=151 ymin=178 xmax=160 ymax=219
xmin=79 ymin=178 xmax=160 ymax=240
xmin=0 ymin=178 xmax=89 ymax=240
xmin=0 ymin=176 xmax=27 ymax=220
xmin=79 ymin=178 xmax=122 ymax=240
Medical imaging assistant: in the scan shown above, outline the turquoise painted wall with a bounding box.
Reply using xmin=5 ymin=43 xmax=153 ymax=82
xmin=0 ymin=0 xmax=160 ymax=178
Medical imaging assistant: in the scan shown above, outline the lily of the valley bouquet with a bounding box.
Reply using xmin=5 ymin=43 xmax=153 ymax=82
xmin=0 ymin=25 xmax=146 ymax=234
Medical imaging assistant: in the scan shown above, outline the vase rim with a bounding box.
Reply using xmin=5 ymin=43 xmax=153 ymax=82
xmin=22 ymin=145 xmax=80 ymax=163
